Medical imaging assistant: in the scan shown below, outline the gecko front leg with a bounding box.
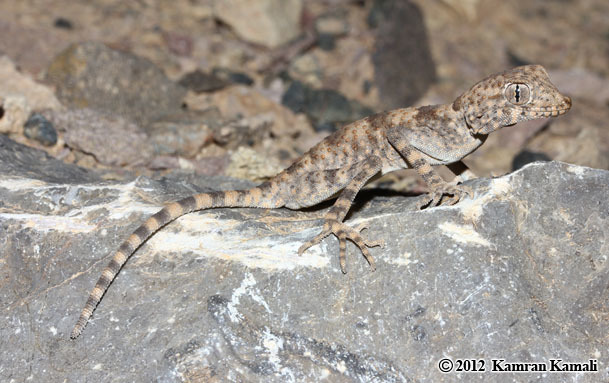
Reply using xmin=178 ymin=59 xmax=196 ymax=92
xmin=387 ymin=130 xmax=473 ymax=209
xmin=298 ymin=156 xmax=384 ymax=273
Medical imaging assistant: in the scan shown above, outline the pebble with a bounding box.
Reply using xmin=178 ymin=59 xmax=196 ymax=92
xmin=213 ymin=0 xmax=303 ymax=48
xmin=23 ymin=113 xmax=57 ymax=146
xmin=281 ymin=81 xmax=373 ymax=132
xmin=53 ymin=18 xmax=73 ymax=30
xmin=179 ymin=70 xmax=229 ymax=93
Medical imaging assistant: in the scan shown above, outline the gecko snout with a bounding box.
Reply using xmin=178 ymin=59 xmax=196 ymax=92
xmin=558 ymin=95 xmax=572 ymax=115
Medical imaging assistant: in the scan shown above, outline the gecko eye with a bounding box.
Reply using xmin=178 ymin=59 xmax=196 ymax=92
xmin=505 ymin=83 xmax=530 ymax=105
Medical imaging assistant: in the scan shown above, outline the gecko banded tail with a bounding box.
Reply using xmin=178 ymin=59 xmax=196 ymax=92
xmin=71 ymin=185 xmax=283 ymax=339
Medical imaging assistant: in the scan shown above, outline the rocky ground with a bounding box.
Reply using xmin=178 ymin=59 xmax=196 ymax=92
xmin=1 ymin=0 xmax=608 ymax=382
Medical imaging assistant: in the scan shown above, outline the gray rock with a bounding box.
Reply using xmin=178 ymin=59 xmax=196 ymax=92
xmin=147 ymin=110 xmax=220 ymax=157
xmin=1 ymin=161 xmax=608 ymax=382
xmin=45 ymin=108 xmax=154 ymax=167
xmin=369 ymin=0 xmax=436 ymax=109
xmin=177 ymin=68 xmax=254 ymax=94
xmin=0 ymin=134 xmax=98 ymax=183
xmin=178 ymin=69 xmax=230 ymax=93
xmin=23 ymin=113 xmax=57 ymax=146
xmin=213 ymin=0 xmax=303 ymax=48
xmin=282 ymin=80 xmax=374 ymax=132
xmin=45 ymin=42 xmax=186 ymax=126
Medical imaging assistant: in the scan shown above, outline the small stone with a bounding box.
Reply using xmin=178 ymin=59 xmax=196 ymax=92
xmin=53 ymin=18 xmax=73 ymax=30
xmin=213 ymin=0 xmax=303 ymax=48
xmin=281 ymin=81 xmax=374 ymax=131
xmin=23 ymin=113 xmax=57 ymax=146
xmin=178 ymin=70 xmax=229 ymax=93
xmin=512 ymin=150 xmax=551 ymax=170
xmin=211 ymin=68 xmax=254 ymax=86
xmin=147 ymin=110 xmax=220 ymax=157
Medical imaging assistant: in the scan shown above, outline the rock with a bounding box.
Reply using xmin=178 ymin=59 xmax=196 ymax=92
xmin=0 ymin=94 xmax=30 ymax=134
xmin=178 ymin=69 xmax=230 ymax=93
xmin=185 ymin=85 xmax=316 ymax=162
xmin=178 ymin=69 xmax=252 ymax=93
xmin=211 ymin=67 xmax=254 ymax=86
xmin=281 ymin=80 xmax=374 ymax=131
xmin=44 ymin=108 xmax=153 ymax=167
xmin=0 ymin=19 xmax=71 ymax=75
xmin=213 ymin=0 xmax=303 ymax=48
xmin=0 ymin=161 xmax=607 ymax=382
xmin=225 ymin=146 xmax=283 ymax=182
xmin=53 ymin=17 xmax=74 ymax=30
xmin=210 ymin=114 xmax=274 ymax=150
xmin=23 ymin=113 xmax=58 ymax=146
xmin=368 ymin=0 xmax=436 ymax=109
xmin=0 ymin=134 xmax=98 ymax=183
xmin=45 ymin=42 xmax=186 ymax=126
xmin=512 ymin=150 xmax=551 ymax=170
xmin=0 ymin=55 xmax=62 ymax=111
xmin=147 ymin=110 xmax=220 ymax=158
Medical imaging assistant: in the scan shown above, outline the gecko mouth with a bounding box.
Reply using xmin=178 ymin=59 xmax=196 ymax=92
xmin=528 ymin=96 xmax=572 ymax=117
xmin=529 ymin=107 xmax=571 ymax=117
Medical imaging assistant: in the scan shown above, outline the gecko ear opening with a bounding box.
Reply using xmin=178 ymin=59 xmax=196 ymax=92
xmin=465 ymin=112 xmax=486 ymax=135
xmin=466 ymin=110 xmax=498 ymax=135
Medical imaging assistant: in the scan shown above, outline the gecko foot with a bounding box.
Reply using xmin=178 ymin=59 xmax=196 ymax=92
xmin=298 ymin=220 xmax=382 ymax=273
xmin=417 ymin=184 xmax=473 ymax=210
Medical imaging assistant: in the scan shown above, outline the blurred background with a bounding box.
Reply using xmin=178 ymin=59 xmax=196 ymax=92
xmin=0 ymin=0 xmax=607 ymax=188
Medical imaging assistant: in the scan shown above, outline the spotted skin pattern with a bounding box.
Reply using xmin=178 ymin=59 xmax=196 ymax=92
xmin=71 ymin=65 xmax=571 ymax=339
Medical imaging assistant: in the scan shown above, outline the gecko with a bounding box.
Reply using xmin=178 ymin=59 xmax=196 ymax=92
xmin=70 ymin=65 xmax=571 ymax=339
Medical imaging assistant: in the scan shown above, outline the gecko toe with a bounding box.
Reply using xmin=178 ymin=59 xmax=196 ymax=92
xmin=301 ymin=219 xmax=378 ymax=272
xmin=418 ymin=184 xmax=474 ymax=209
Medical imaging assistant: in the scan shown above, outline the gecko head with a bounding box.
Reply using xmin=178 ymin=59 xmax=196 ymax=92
xmin=453 ymin=65 xmax=572 ymax=135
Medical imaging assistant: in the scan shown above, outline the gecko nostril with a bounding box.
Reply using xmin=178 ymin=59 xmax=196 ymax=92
xmin=563 ymin=96 xmax=572 ymax=108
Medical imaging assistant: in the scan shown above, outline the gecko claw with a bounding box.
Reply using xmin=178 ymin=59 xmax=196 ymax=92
xmin=417 ymin=184 xmax=473 ymax=209
xmin=354 ymin=223 xmax=386 ymax=248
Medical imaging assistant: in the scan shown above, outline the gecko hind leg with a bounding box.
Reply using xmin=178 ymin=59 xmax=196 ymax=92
xmin=298 ymin=156 xmax=383 ymax=273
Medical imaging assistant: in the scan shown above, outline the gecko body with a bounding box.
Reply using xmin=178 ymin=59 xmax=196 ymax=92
xmin=71 ymin=65 xmax=571 ymax=338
